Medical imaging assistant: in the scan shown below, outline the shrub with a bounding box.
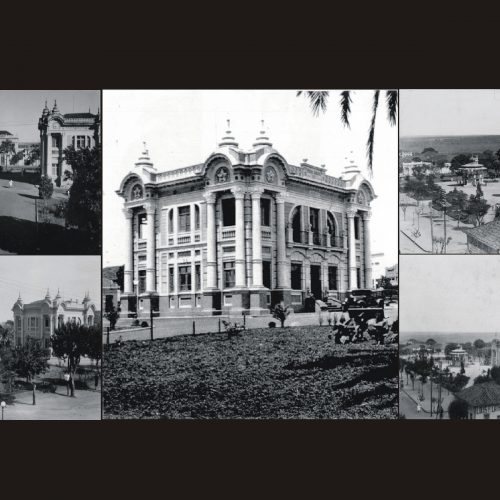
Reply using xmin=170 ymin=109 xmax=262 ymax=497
xmin=140 ymin=321 xmax=149 ymax=328
xmin=131 ymin=319 xmax=140 ymax=327
xmin=268 ymin=321 xmax=276 ymax=328
xmin=221 ymin=320 xmax=245 ymax=339
xmin=38 ymin=175 xmax=54 ymax=199
xmin=272 ymin=303 xmax=291 ymax=328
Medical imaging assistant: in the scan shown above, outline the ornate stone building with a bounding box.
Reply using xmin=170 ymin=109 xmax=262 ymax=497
xmin=12 ymin=290 xmax=96 ymax=347
xmin=116 ymin=124 xmax=375 ymax=317
xmin=38 ymin=100 xmax=100 ymax=186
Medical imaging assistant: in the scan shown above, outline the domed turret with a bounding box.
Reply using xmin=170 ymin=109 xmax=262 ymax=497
xmin=135 ymin=142 xmax=156 ymax=170
xmin=44 ymin=288 xmax=51 ymax=301
xmin=16 ymin=292 xmax=23 ymax=306
xmin=218 ymin=119 xmax=239 ymax=148
xmin=42 ymin=100 xmax=49 ymax=116
xmin=252 ymin=120 xmax=272 ymax=148
xmin=52 ymin=100 xmax=59 ymax=114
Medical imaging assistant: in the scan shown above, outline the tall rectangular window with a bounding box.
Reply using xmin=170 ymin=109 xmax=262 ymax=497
xmin=356 ymin=268 xmax=361 ymax=289
xmin=291 ymin=263 xmax=302 ymax=290
xmin=178 ymin=206 xmax=191 ymax=232
xmin=138 ymin=213 xmax=147 ymax=239
xmin=195 ymin=264 xmax=201 ymax=291
xmin=222 ymin=198 xmax=235 ymax=226
xmin=52 ymin=163 xmax=58 ymax=176
xmin=138 ymin=270 xmax=146 ymax=294
xmin=223 ymin=261 xmax=235 ymax=288
xmin=195 ymin=205 xmax=200 ymax=230
xmin=178 ymin=265 xmax=192 ymax=291
xmin=51 ymin=136 xmax=58 ymax=148
xmin=261 ymin=198 xmax=271 ymax=226
xmin=262 ymin=261 xmax=272 ymax=289
xmin=354 ymin=216 xmax=360 ymax=240
xmin=76 ymin=135 xmax=86 ymax=148
xmin=169 ymin=266 xmax=174 ymax=292
xmin=328 ymin=266 xmax=338 ymax=290
xmin=310 ymin=208 xmax=320 ymax=233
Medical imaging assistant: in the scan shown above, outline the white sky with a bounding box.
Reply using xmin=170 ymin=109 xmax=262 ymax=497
xmin=103 ymin=90 xmax=398 ymax=268
xmin=400 ymin=89 xmax=500 ymax=137
xmin=0 ymin=90 xmax=100 ymax=142
xmin=401 ymin=256 xmax=500 ymax=335
xmin=0 ymin=256 xmax=101 ymax=322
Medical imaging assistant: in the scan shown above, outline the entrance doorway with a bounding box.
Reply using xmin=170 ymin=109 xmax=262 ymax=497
xmin=310 ymin=265 xmax=322 ymax=299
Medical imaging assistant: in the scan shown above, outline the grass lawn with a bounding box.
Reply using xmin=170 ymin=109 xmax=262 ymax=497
xmin=103 ymin=325 xmax=398 ymax=419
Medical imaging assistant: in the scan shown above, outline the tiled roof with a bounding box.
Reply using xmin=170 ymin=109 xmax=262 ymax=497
xmin=464 ymin=220 xmax=500 ymax=251
xmin=0 ymin=130 xmax=13 ymax=136
xmin=23 ymin=299 xmax=49 ymax=308
xmin=456 ymin=381 xmax=500 ymax=407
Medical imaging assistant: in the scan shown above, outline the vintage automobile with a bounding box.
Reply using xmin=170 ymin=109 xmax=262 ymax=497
xmin=343 ymin=289 xmax=384 ymax=309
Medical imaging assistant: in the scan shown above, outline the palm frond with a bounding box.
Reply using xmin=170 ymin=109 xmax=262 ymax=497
xmin=366 ymin=90 xmax=380 ymax=175
xmin=386 ymin=90 xmax=398 ymax=126
xmin=340 ymin=91 xmax=352 ymax=128
xmin=297 ymin=90 xmax=329 ymax=116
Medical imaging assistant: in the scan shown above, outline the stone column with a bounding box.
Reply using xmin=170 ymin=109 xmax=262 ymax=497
xmin=347 ymin=209 xmax=357 ymax=290
xmin=204 ymin=193 xmax=217 ymax=289
xmin=232 ymin=187 xmax=246 ymax=287
xmin=145 ymin=203 xmax=156 ymax=293
xmin=276 ymin=192 xmax=289 ymax=288
xmin=362 ymin=211 xmax=372 ymax=289
xmin=123 ymin=208 xmax=134 ymax=294
xmin=250 ymin=188 xmax=264 ymax=287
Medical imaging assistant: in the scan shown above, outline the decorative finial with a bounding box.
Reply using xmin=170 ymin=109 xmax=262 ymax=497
xmin=261 ymin=119 xmax=264 ymax=130
xmin=226 ymin=119 xmax=230 ymax=130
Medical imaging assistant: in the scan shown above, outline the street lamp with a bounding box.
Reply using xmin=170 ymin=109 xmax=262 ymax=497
xmin=1 ymin=401 xmax=6 ymax=420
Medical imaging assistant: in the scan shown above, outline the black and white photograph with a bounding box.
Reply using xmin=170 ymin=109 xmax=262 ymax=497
xmin=399 ymin=255 xmax=500 ymax=420
xmin=399 ymin=89 xmax=500 ymax=254
xmin=0 ymin=256 xmax=101 ymax=420
xmin=0 ymin=90 xmax=101 ymax=255
xmin=102 ymin=89 xmax=399 ymax=419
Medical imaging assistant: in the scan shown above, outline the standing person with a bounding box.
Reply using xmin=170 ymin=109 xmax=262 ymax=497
xmin=8 ymin=179 xmax=13 ymax=188
xmin=417 ymin=403 xmax=422 ymax=414
xmin=64 ymin=372 xmax=70 ymax=396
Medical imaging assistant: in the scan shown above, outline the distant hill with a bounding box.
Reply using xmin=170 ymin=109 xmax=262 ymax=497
xmin=400 ymin=135 xmax=500 ymax=158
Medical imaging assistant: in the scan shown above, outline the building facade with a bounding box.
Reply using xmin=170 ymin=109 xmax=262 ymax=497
xmin=0 ymin=130 xmax=40 ymax=171
xmin=12 ymin=290 xmax=96 ymax=347
xmin=116 ymin=125 xmax=376 ymax=317
xmin=38 ymin=101 xmax=100 ymax=186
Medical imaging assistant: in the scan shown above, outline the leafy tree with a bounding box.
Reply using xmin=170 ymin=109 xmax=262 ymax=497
xmin=421 ymin=147 xmax=438 ymax=154
xmin=444 ymin=343 xmax=458 ymax=356
xmin=0 ymin=139 xmax=15 ymax=161
xmin=448 ymin=398 xmax=469 ymax=419
xmin=9 ymin=150 xmax=24 ymax=166
xmin=51 ymin=322 xmax=95 ymax=397
xmin=450 ymin=153 xmax=471 ymax=174
xmin=272 ymin=303 xmax=291 ymax=328
xmin=473 ymin=339 xmax=485 ymax=350
xmin=63 ymin=145 xmax=101 ymax=245
xmin=426 ymin=338 xmax=436 ymax=346
xmin=27 ymin=146 xmax=40 ymax=165
xmin=464 ymin=194 xmax=490 ymax=227
xmin=38 ymin=175 xmax=54 ymax=199
xmin=491 ymin=366 xmax=500 ymax=385
xmin=297 ymin=90 xmax=397 ymax=172
xmin=86 ymin=326 xmax=102 ymax=373
xmin=12 ymin=338 xmax=50 ymax=405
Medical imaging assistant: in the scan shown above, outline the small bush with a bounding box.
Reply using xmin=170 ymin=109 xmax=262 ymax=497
xmin=38 ymin=175 xmax=54 ymax=199
xmin=268 ymin=321 xmax=276 ymax=328
xmin=140 ymin=321 xmax=149 ymax=328
xmin=131 ymin=319 xmax=140 ymax=327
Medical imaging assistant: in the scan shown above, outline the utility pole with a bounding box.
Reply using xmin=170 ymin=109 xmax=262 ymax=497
xmin=429 ymin=202 xmax=434 ymax=253
xmin=150 ymin=303 xmax=153 ymax=341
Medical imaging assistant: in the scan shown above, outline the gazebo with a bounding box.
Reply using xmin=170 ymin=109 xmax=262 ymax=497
xmin=450 ymin=345 xmax=468 ymax=367
xmin=457 ymin=155 xmax=487 ymax=184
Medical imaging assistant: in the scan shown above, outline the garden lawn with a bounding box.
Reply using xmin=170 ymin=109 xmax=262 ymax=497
xmin=103 ymin=325 xmax=398 ymax=419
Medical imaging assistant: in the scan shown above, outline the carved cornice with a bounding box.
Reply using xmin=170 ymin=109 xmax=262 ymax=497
xmin=231 ymin=186 xmax=246 ymax=199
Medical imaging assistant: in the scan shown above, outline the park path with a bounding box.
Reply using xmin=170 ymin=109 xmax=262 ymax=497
xmin=1 ymin=388 xmax=100 ymax=420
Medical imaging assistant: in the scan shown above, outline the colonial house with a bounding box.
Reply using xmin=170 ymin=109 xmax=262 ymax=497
xmin=0 ymin=130 xmax=40 ymax=171
xmin=12 ymin=290 xmax=96 ymax=347
xmin=38 ymin=100 xmax=100 ymax=186
xmin=455 ymin=381 xmax=500 ymax=419
xmin=116 ymin=123 xmax=376 ymax=317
